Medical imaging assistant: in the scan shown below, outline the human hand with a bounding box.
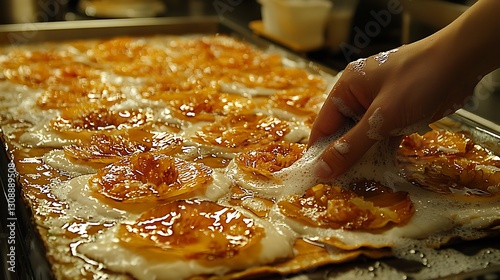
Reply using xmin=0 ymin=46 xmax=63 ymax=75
xmin=308 ymin=41 xmax=478 ymax=180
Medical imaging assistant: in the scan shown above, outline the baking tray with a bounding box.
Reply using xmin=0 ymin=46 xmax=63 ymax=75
xmin=0 ymin=16 xmax=499 ymax=280
xmin=0 ymin=16 xmax=335 ymax=280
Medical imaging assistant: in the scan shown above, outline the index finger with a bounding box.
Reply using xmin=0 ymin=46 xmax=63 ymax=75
xmin=308 ymin=82 xmax=347 ymax=147
xmin=308 ymin=78 xmax=366 ymax=147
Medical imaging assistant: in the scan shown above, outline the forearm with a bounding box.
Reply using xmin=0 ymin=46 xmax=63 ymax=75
xmin=309 ymin=0 xmax=500 ymax=179
xmin=431 ymin=0 xmax=500 ymax=80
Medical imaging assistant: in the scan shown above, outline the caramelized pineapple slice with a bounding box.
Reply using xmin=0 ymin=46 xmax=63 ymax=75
xmin=51 ymin=102 xmax=153 ymax=133
xmin=398 ymin=129 xmax=500 ymax=196
xmin=118 ymin=199 xmax=264 ymax=260
xmin=270 ymin=88 xmax=325 ymax=117
xmin=155 ymin=91 xmax=253 ymax=122
xmin=64 ymin=129 xmax=181 ymax=164
xmin=194 ymin=114 xmax=289 ymax=152
xmin=278 ymin=182 xmax=414 ymax=230
xmin=89 ymin=152 xmax=212 ymax=204
xmin=235 ymin=141 xmax=306 ymax=180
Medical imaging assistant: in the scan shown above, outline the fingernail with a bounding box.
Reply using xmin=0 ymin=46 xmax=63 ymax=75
xmin=314 ymin=159 xmax=333 ymax=180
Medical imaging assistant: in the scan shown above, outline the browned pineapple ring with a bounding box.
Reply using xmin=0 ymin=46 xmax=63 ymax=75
xmin=235 ymin=141 xmax=306 ymax=179
xmin=398 ymin=129 xmax=500 ymax=196
xmin=118 ymin=199 xmax=264 ymax=260
xmin=278 ymin=181 xmax=414 ymax=230
xmin=194 ymin=114 xmax=289 ymax=152
xmin=51 ymin=102 xmax=153 ymax=133
xmin=64 ymin=129 xmax=181 ymax=164
xmin=89 ymin=152 xmax=212 ymax=203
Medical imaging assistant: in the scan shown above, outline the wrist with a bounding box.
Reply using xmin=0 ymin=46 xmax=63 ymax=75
xmin=437 ymin=0 xmax=500 ymax=80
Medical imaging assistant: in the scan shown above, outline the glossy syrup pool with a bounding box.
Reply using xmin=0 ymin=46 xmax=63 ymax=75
xmin=1 ymin=125 xmax=118 ymax=279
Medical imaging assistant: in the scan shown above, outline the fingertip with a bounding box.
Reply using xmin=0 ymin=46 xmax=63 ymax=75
xmin=313 ymin=121 xmax=379 ymax=180
xmin=306 ymin=133 xmax=320 ymax=149
xmin=313 ymin=143 xmax=350 ymax=180
xmin=313 ymin=158 xmax=334 ymax=180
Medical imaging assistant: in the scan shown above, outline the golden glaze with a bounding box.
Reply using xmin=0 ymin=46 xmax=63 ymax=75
xmin=118 ymin=200 xmax=264 ymax=260
xmin=235 ymin=141 xmax=306 ymax=179
xmin=279 ymin=182 xmax=414 ymax=230
xmin=194 ymin=113 xmax=289 ymax=152
xmin=89 ymin=152 xmax=213 ymax=203
xmin=398 ymin=130 xmax=500 ymax=195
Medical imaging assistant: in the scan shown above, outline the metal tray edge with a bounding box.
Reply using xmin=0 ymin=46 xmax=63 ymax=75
xmin=0 ymin=16 xmax=221 ymax=45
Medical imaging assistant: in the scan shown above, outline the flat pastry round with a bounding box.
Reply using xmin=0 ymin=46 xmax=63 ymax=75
xmin=118 ymin=199 xmax=264 ymax=260
xmin=155 ymin=90 xmax=254 ymax=122
xmin=193 ymin=113 xmax=290 ymax=152
xmin=37 ymin=82 xmax=123 ymax=110
xmin=398 ymin=129 xmax=500 ymax=196
xmin=270 ymin=88 xmax=326 ymax=118
xmin=63 ymin=129 xmax=181 ymax=164
xmin=1 ymin=49 xmax=99 ymax=89
xmin=278 ymin=182 xmax=414 ymax=230
xmin=89 ymin=152 xmax=213 ymax=203
xmin=50 ymin=102 xmax=154 ymax=139
xmin=235 ymin=141 xmax=306 ymax=180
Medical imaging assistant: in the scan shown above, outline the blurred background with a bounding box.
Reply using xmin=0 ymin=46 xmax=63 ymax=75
xmin=0 ymin=0 xmax=497 ymax=124
xmin=0 ymin=0 xmax=476 ymax=63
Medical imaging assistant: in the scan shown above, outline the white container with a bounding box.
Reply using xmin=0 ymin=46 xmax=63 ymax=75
xmin=259 ymin=0 xmax=333 ymax=50
xmin=325 ymin=0 xmax=359 ymax=53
